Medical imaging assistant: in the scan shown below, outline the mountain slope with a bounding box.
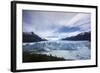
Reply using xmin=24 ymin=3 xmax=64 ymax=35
xmin=23 ymin=32 xmax=47 ymax=42
xmin=62 ymin=32 xmax=91 ymax=41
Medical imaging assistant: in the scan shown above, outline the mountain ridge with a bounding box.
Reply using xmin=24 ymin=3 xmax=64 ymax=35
xmin=61 ymin=32 xmax=91 ymax=41
xmin=23 ymin=32 xmax=47 ymax=42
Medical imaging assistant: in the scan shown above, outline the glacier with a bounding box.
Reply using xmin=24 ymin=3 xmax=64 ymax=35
xmin=23 ymin=40 xmax=91 ymax=60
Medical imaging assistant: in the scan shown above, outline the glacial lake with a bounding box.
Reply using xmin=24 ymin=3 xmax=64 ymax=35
xmin=23 ymin=41 xmax=91 ymax=60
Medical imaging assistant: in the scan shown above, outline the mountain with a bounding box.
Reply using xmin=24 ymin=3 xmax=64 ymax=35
xmin=62 ymin=32 xmax=91 ymax=41
xmin=23 ymin=32 xmax=47 ymax=42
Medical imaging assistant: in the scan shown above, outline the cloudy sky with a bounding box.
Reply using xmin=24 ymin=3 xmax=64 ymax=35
xmin=22 ymin=10 xmax=91 ymax=40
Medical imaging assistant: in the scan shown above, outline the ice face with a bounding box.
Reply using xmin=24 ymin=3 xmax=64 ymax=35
xmin=23 ymin=41 xmax=91 ymax=60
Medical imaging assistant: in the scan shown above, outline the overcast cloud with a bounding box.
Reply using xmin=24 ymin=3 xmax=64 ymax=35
xmin=22 ymin=10 xmax=91 ymax=40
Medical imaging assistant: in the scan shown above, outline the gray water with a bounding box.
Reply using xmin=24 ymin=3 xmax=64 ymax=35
xmin=23 ymin=41 xmax=91 ymax=60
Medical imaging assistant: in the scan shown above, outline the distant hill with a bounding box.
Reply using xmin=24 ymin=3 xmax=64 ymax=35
xmin=23 ymin=32 xmax=47 ymax=42
xmin=62 ymin=32 xmax=91 ymax=41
